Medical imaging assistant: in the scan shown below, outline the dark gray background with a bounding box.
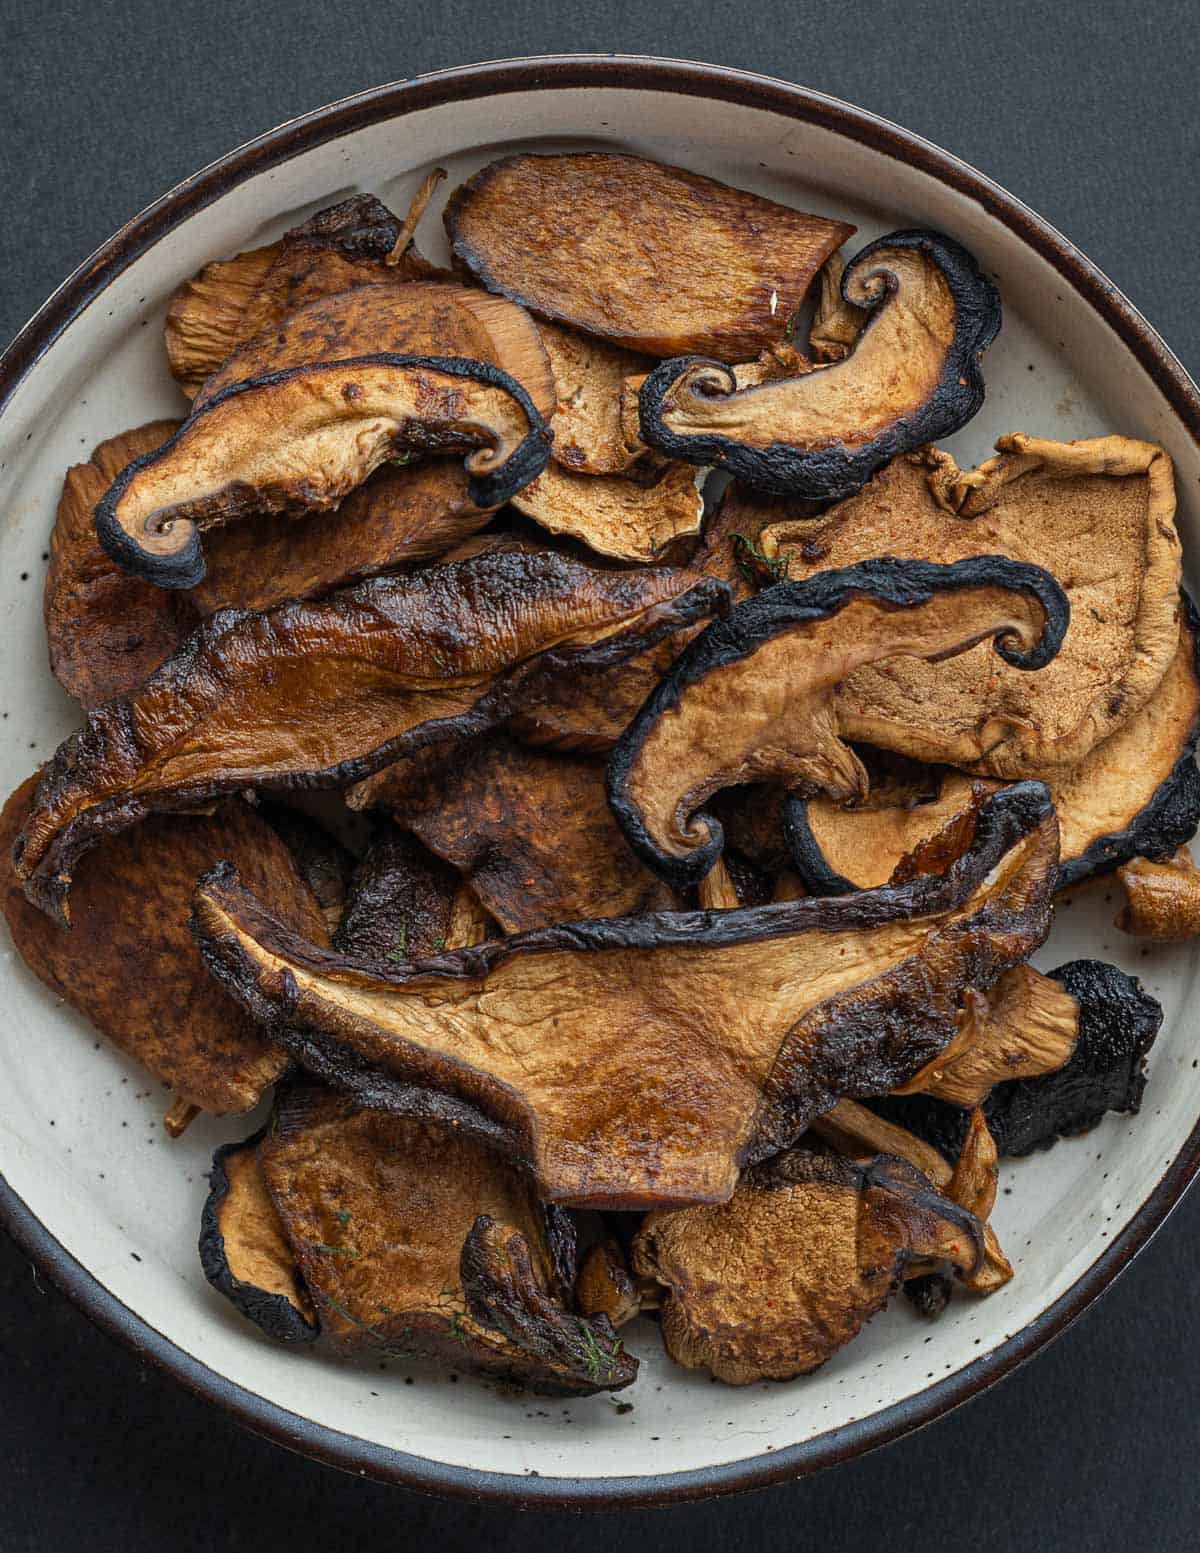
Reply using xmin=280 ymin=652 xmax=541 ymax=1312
xmin=1 ymin=0 xmax=1198 ymax=1547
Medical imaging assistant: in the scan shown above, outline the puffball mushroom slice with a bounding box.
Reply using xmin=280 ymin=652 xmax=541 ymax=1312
xmin=606 ymin=555 xmax=1067 ymax=891
xmin=637 ymin=230 xmax=1001 ymax=497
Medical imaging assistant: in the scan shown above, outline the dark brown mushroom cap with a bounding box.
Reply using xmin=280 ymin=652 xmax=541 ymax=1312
xmin=94 ymin=353 xmax=555 ymax=589
xmin=444 ymin=151 xmax=854 ymax=360
xmin=13 ymin=549 xmax=726 ymax=923
xmin=606 ymin=555 xmax=1067 ymax=890
xmin=637 ymin=230 xmax=1000 ymax=497
xmin=198 ymin=1130 xmax=319 ymax=1344
xmin=631 ymin=1149 xmax=984 ymax=1384
xmin=190 ymin=782 xmax=1058 ymax=1210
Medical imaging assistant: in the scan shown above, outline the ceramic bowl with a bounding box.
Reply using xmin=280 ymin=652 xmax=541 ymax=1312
xmin=2 ymin=55 xmax=1198 ymax=1510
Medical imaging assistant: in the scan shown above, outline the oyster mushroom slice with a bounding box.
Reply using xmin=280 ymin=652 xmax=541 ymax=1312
xmin=606 ymin=555 xmax=1067 ymax=891
xmin=192 ymin=782 xmax=1057 ymax=1210
xmin=95 ymin=353 xmax=554 ymax=589
xmin=637 ymin=230 xmax=1001 ymax=498
xmin=13 ymin=550 xmax=725 ymax=923
xmin=444 ymin=151 xmax=854 ymax=360
xmin=630 ymin=1150 xmax=985 ymax=1385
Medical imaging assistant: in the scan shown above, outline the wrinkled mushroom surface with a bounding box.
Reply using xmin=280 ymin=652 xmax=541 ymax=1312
xmin=767 ymin=437 xmax=1181 ymax=776
xmin=199 ymin=1130 xmax=319 ymax=1343
xmin=631 ymin=1150 xmax=983 ymax=1384
xmin=444 ymin=152 xmax=853 ymax=360
xmin=45 ymin=421 xmax=197 ymax=709
xmin=638 ymin=231 xmax=1000 ymax=497
xmin=0 ymin=778 xmax=327 ymax=1113
xmin=1116 ymin=848 xmax=1200 ymax=941
xmin=334 ymin=822 xmax=461 ymax=961
xmin=193 ymin=782 xmax=1057 ymax=1209
xmin=607 ymin=555 xmax=1066 ymax=889
xmin=511 ymin=459 xmax=706 ymax=563
xmin=14 ymin=549 xmax=725 ymax=922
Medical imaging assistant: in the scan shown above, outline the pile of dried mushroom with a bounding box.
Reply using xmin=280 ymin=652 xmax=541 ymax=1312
xmin=5 ymin=151 xmax=1195 ymax=1395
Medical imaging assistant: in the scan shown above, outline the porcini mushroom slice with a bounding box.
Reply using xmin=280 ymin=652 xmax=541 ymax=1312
xmin=510 ymin=460 xmax=706 ymax=563
xmin=352 ymin=737 xmax=679 ymax=932
xmin=536 ymin=319 xmax=654 ymax=474
xmin=199 ymin=1130 xmax=319 ymax=1344
xmin=94 ymin=353 xmax=553 ymax=589
xmin=607 ymin=555 xmax=1067 ymax=890
xmin=444 ymin=152 xmax=854 ymax=360
xmin=192 ymin=782 xmax=1057 ymax=1210
xmin=165 ymin=191 xmax=444 ymax=396
xmin=575 ymin=1239 xmax=643 ymax=1329
xmin=637 ymin=230 xmax=1000 ymax=498
xmin=871 ymin=959 xmax=1162 ymax=1159
xmin=767 ymin=437 xmax=1181 ymax=775
xmin=1116 ymin=848 xmax=1200 ymax=940
xmin=13 ymin=550 xmax=725 ymax=922
xmin=45 ymin=421 xmax=197 ymax=709
xmin=630 ymin=1150 xmax=985 ymax=1384
xmin=255 ymin=1085 xmax=634 ymax=1393
xmin=0 ymin=778 xmax=328 ymax=1114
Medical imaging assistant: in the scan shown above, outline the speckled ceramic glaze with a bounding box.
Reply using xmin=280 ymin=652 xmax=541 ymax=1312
xmin=1 ymin=57 xmax=1198 ymax=1509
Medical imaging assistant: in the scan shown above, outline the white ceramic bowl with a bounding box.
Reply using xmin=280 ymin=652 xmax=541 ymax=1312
xmin=2 ymin=56 xmax=1199 ymax=1509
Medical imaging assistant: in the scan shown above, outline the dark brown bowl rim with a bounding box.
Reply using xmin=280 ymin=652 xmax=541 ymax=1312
xmin=2 ymin=53 xmax=1199 ymax=1512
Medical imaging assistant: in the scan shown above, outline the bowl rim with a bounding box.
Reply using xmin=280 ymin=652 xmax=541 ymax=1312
xmin=2 ymin=51 xmax=1200 ymax=1512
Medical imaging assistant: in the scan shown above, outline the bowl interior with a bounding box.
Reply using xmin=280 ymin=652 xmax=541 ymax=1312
xmin=1 ymin=74 xmax=1198 ymax=1490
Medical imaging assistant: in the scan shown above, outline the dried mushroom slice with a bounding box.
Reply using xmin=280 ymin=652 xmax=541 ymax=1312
xmin=14 ymin=549 xmax=725 ymax=922
xmin=444 ymin=152 xmax=853 ymax=360
xmin=45 ymin=421 xmax=197 ymax=709
xmin=536 ymin=319 xmax=653 ymax=474
xmin=334 ymin=822 xmax=461 ymax=961
xmin=631 ymin=1150 xmax=984 ymax=1384
xmin=871 ymin=959 xmax=1162 ymax=1159
xmin=638 ymin=231 xmax=1000 ymax=498
xmin=0 ymin=777 xmax=328 ymax=1114
xmin=199 ymin=1130 xmax=319 ymax=1343
xmin=95 ymin=352 xmax=553 ymax=588
xmin=255 ymin=800 xmax=357 ymax=936
xmin=1116 ymin=848 xmax=1200 ymax=940
xmin=607 ymin=555 xmax=1066 ymax=889
xmin=808 ymin=253 xmax=867 ymax=364
xmin=575 ymin=1239 xmax=643 ymax=1329
xmin=193 ymin=783 xmax=1057 ymax=1209
xmin=510 ymin=460 xmax=706 ymax=563
xmin=190 ymin=461 xmax=488 ymax=616
xmin=165 ymin=191 xmax=442 ymax=395
xmin=354 ymin=737 xmax=679 ymax=932
xmin=257 ymin=1086 xmax=634 ymax=1393
xmin=768 ymin=437 xmax=1181 ymax=775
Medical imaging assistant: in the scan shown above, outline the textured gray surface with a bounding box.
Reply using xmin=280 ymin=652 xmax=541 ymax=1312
xmin=1 ymin=0 xmax=1198 ymax=1546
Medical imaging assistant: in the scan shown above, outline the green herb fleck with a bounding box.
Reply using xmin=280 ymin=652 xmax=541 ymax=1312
xmin=430 ymin=936 xmax=447 ymax=952
xmin=578 ymin=1323 xmax=618 ymax=1384
xmin=334 ymin=1210 xmax=352 ymax=1227
xmin=387 ymin=919 xmax=409 ymax=963
xmin=731 ymin=531 xmax=790 ymax=586
xmin=315 ymin=1243 xmax=360 ymax=1260
xmin=448 ymin=1312 xmax=470 ymax=1347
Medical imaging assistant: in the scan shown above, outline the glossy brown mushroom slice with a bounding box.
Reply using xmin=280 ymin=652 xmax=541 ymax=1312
xmin=257 ymin=1086 xmax=634 ymax=1393
xmin=95 ymin=351 xmax=553 ymax=589
xmin=631 ymin=1150 xmax=985 ymax=1384
xmin=1116 ymin=848 xmax=1200 ymax=940
xmin=45 ymin=421 xmax=197 ymax=709
xmin=14 ymin=549 xmax=725 ymax=922
xmin=637 ymin=231 xmax=1000 ymax=498
xmin=165 ymin=190 xmax=444 ymax=395
xmin=444 ymin=152 xmax=853 ymax=360
xmin=255 ymin=800 xmax=357 ymax=937
xmin=351 ymin=736 xmax=679 ymax=932
xmin=0 ymin=777 xmax=328 ymax=1115
xmin=334 ymin=822 xmax=463 ymax=961
xmin=199 ymin=1130 xmax=319 ymax=1343
xmin=766 ymin=436 xmax=1182 ymax=775
xmin=192 ymin=782 xmax=1058 ymax=1210
xmin=607 ymin=555 xmax=1066 ymax=889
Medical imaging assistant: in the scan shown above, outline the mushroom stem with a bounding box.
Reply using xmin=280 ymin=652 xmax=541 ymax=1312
xmin=386 ymin=168 xmax=447 ymax=266
xmin=164 ymin=1096 xmax=200 ymax=1138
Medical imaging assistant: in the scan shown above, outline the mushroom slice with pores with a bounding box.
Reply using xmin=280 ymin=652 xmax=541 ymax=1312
xmin=637 ymin=230 xmax=1001 ymax=498
xmin=630 ymin=1150 xmax=986 ymax=1384
xmin=94 ymin=352 xmax=553 ymax=589
xmin=191 ymin=782 xmax=1058 ymax=1210
xmin=350 ymin=736 xmax=680 ymax=932
xmin=165 ymin=187 xmax=446 ymax=396
xmin=606 ymin=555 xmax=1067 ymax=890
xmin=199 ymin=1129 xmax=319 ymax=1344
xmin=444 ymin=152 xmax=854 ymax=360
xmin=247 ymin=1085 xmax=634 ymax=1393
xmin=13 ymin=549 xmax=726 ymax=923
xmin=0 ymin=777 xmax=329 ymax=1117
xmin=766 ymin=436 xmax=1182 ymax=776
xmin=870 ymin=959 xmax=1162 ymax=1159
xmin=45 ymin=420 xmax=197 ymax=709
